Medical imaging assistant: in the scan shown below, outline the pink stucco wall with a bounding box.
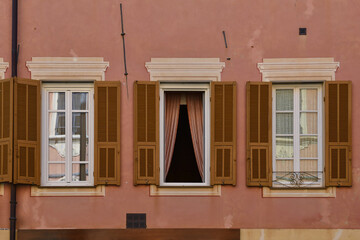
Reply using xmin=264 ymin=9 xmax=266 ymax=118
xmin=1 ymin=0 xmax=360 ymax=229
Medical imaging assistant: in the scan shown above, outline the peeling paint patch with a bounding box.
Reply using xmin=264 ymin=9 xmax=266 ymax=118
xmin=223 ymin=215 xmax=233 ymax=229
xmin=70 ymin=49 xmax=78 ymax=58
xmin=259 ymin=229 xmax=264 ymax=240
xmin=304 ymin=0 xmax=314 ymax=18
xmin=333 ymin=229 xmax=343 ymax=240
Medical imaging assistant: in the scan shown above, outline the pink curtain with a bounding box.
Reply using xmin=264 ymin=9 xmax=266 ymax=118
xmin=187 ymin=92 xmax=204 ymax=181
xmin=165 ymin=92 xmax=181 ymax=178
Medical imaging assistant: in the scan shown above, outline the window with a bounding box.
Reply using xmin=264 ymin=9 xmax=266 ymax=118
xmin=247 ymin=58 xmax=352 ymax=190
xmin=134 ymin=80 xmax=236 ymax=187
xmin=272 ymin=84 xmax=323 ymax=187
xmin=159 ymin=83 xmax=210 ymax=186
xmin=41 ymin=83 xmax=94 ymax=186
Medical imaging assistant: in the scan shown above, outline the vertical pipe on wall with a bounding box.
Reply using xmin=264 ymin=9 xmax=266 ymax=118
xmin=10 ymin=0 xmax=18 ymax=240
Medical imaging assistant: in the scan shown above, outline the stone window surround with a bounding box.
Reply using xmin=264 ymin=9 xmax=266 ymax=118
xmin=258 ymin=57 xmax=339 ymax=198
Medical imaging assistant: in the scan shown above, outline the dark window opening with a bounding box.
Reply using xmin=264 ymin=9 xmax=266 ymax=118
xmin=166 ymin=105 xmax=202 ymax=183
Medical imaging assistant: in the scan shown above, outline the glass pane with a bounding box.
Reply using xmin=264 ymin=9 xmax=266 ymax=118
xmin=72 ymin=163 xmax=89 ymax=181
xmin=276 ymin=113 xmax=293 ymax=134
xmin=48 ymin=164 xmax=65 ymax=182
xmin=276 ymin=136 xmax=294 ymax=158
xmin=49 ymin=112 xmax=65 ymax=136
xmin=72 ymin=113 xmax=89 ymax=162
xmin=276 ymin=159 xmax=294 ymax=172
xmin=300 ymin=112 xmax=317 ymax=134
xmin=300 ymin=159 xmax=318 ymax=172
xmin=48 ymin=112 xmax=66 ymax=162
xmin=72 ymin=92 xmax=88 ymax=110
xmin=48 ymin=92 xmax=65 ymax=110
xmin=300 ymin=89 xmax=317 ymax=110
xmin=276 ymin=89 xmax=293 ymax=111
xmin=300 ymin=136 xmax=318 ymax=158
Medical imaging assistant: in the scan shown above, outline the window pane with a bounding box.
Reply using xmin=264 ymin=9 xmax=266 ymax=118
xmin=300 ymin=136 xmax=318 ymax=158
xmin=72 ymin=92 xmax=88 ymax=110
xmin=300 ymin=112 xmax=317 ymax=134
xmin=300 ymin=159 xmax=318 ymax=172
xmin=276 ymin=89 xmax=293 ymax=111
xmin=48 ymin=112 xmax=66 ymax=163
xmin=276 ymin=159 xmax=294 ymax=172
xmin=49 ymin=112 xmax=65 ymax=136
xmin=276 ymin=136 xmax=293 ymax=158
xmin=276 ymin=113 xmax=293 ymax=134
xmin=300 ymin=89 xmax=317 ymax=111
xmin=48 ymin=163 xmax=65 ymax=182
xmin=48 ymin=92 xmax=65 ymax=110
xmin=72 ymin=113 xmax=89 ymax=162
xmin=72 ymin=163 xmax=89 ymax=181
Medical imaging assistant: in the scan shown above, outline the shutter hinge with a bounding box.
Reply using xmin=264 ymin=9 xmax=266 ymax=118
xmin=323 ymin=97 xmax=325 ymax=102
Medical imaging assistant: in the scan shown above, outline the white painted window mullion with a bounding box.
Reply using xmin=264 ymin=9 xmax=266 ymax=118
xmin=66 ymin=91 xmax=72 ymax=183
xmin=293 ymin=88 xmax=300 ymax=172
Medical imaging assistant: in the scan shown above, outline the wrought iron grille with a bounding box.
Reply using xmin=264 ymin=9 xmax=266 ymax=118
xmin=273 ymin=171 xmax=323 ymax=188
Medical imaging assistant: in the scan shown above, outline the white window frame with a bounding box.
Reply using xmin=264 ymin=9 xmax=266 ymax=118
xmin=272 ymin=84 xmax=324 ymax=188
xmin=41 ymin=83 xmax=94 ymax=187
xmin=159 ymin=83 xmax=210 ymax=187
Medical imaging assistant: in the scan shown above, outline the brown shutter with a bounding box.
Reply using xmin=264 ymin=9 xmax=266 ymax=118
xmin=325 ymin=81 xmax=352 ymax=186
xmin=14 ymin=78 xmax=40 ymax=185
xmin=246 ymin=82 xmax=272 ymax=186
xmin=134 ymin=81 xmax=159 ymax=185
xmin=94 ymin=81 xmax=121 ymax=185
xmin=0 ymin=78 xmax=13 ymax=183
xmin=211 ymin=82 xmax=237 ymax=185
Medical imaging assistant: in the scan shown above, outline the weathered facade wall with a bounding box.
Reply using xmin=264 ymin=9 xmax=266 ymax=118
xmin=0 ymin=0 xmax=360 ymax=234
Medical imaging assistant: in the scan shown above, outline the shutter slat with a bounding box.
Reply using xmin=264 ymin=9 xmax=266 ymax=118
xmin=211 ymin=82 xmax=236 ymax=185
xmin=134 ymin=81 xmax=159 ymax=185
xmin=325 ymin=81 xmax=352 ymax=186
xmin=94 ymin=81 xmax=121 ymax=185
xmin=246 ymin=82 xmax=272 ymax=187
xmin=14 ymin=78 xmax=40 ymax=185
xmin=0 ymin=78 xmax=13 ymax=183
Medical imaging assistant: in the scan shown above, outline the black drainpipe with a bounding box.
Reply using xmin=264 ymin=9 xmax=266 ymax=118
xmin=10 ymin=0 xmax=18 ymax=240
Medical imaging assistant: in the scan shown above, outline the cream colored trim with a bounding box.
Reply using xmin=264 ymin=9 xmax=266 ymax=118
xmin=0 ymin=58 xmax=9 ymax=79
xmin=145 ymin=58 xmax=225 ymax=82
xmin=240 ymin=229 xmax=360 ymax=240
xmin=0 ymin=229 xmax=9 ymax=240
xmin=150 ymin=185 xmax=221 ymax=196
xmin=258 ymin=58 xmax=339 ymax=82
xmin=26 ymin=57 xmax=109 ymax=81
xmin=0 ymin=184 xmax=4 ymax=196
xmin=263 ymin=187 xmax=336 ymax=198
xmin=30 ymin=185 xmax=105 ymax=197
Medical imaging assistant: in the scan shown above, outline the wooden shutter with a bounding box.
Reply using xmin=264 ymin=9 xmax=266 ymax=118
xmin=94 ymin=81 xmax=121 ymax=185
xmin=246 ymin=82 xmax=272 ymax=186
xmin=325 ymin=81 xmax=352 ymax=186
xmin=134 ymin=81 xmax=159 ymax=185
xmin=14 ymin=78 xmax=40 ymax=185
xmin=0 ymin=78 xmax=13 ymax=183
xmin=211 ymin=82 xmax=237 ymax=185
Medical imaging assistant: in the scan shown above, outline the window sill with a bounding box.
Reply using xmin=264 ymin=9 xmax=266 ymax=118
xmin=0 ymin=184 xmax=4 ymax=196
xmin=30 ymin=185 xmax=105 ymax=197
xmin=262 ymin=186 xmax=336 ymax=198
xmin=150 ymin=185 xmax=221 ymax=196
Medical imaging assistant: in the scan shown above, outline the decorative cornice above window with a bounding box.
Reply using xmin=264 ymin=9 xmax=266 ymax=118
xmin=258 ymin=58 xmax=340 ymax=82
xmin=0 ymin=58 xmax=9 ymax=79
xmin=26 ymin=57 xmax=109 ymax=81
xmin=145 ymin=58 xmax=225 ymax=82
